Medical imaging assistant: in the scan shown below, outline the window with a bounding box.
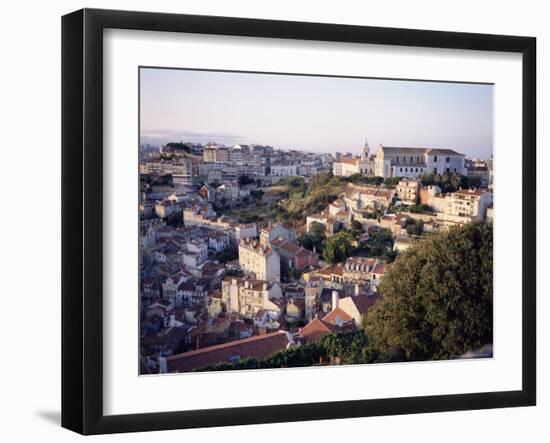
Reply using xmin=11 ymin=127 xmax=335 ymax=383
xmin=396 ymin=156 xmax=399 ymax=162
xmin=415 ymin=168 xmax=418 ymax=172
xmin=400 ymin=168 xmax=403 ymax=172
xmin=434 ymin=156 xmax=438 ymax=162
xmin=410 ymin=156 xmax=413 ymax=162
xmin=405 ymin=168 xmax=408 ymax=172
xmin=446 ymin=168 xmax=450 ymax=172
xmin=446 ymin=157 xmax=450 ymax=163
xmin=417 ymin=156 xmax=421 ymax=162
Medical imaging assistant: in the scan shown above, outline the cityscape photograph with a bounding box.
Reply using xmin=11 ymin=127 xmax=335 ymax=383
xmin=139 ymin=68 xmax=494 ymax=374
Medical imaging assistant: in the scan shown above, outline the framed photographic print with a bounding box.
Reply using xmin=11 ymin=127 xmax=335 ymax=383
xmin=61 ymin=8 xmax=536 ymax=435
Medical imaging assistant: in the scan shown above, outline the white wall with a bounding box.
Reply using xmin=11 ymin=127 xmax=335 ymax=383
xmin=0 ymin=0 xmax=547 ymax=441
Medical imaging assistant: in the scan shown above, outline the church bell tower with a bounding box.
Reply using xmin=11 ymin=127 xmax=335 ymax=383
xmin=361 ymin=137 xmax=370 ymax=160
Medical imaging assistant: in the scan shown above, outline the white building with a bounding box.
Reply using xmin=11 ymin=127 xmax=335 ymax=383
xmin=238 ymin=238 xmax=281 ymax=282
xmin=374 ymin=146 xmax=466 ymax=179
xmin=182 ymin=238 xmax=208 ymax=268
xmin=396 ymin=178 xmax=420 ymax=204
xmin=270 ymin=163 xmax=299 ymax=177
xmin=234 ymin=223 xmax=258 ymax=242
xmin=221 ymin=276 xmax=283 ymax=318
xmin=208 ymin=231 xmax=230 ymax=253
xmin=427 ymin=188 xmax=493 ymax=225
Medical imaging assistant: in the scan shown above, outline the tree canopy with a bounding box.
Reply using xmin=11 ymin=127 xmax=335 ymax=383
xmin=364 ymin=222 xmax=493 ymax=361
xmin=299 ymin=221 xmax=326 ymax=253
xmin=323 ymin=230 xmax=353 ymax=263
xmin=420 ymin=172 xmax=482 ymax=193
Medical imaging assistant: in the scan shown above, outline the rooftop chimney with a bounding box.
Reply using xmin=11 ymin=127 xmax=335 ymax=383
xmin=332 ymin=290 xmax=339 ymax=310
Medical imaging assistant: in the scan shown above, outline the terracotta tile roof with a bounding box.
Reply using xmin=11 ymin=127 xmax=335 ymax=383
xmin=298 ymin=318 xmax=336 ymax=343
xmin=372 ymin=263 xmax=387 ymax=275
xmin=166 ymin=331 xmax=290 ymax=372
xmin=350 ymin=293 xmax=382 ymax=315
xmin=289 ymin=298 xmax=305 ymax=308
xmin=255 ymin=309 xmax=266 ymax=319
xmin=271 ymin=237 xmax=316 ymax=258
xmin=322 ymin=307 xmax=353 ymax=325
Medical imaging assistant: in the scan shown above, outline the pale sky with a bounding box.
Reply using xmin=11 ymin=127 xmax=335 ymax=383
xmin=140 ymin=67 xmax=494 ymax=159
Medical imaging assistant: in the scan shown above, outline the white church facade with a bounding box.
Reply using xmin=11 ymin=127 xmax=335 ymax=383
xmin=333 ymin=139 xmax=466 ymax=179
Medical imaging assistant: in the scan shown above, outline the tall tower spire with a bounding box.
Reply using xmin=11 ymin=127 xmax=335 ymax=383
xmin=361 ymin=137 xmax=370 ymax=160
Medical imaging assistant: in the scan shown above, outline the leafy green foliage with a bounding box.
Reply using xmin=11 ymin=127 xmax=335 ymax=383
xmin=238 ymin=175 xmax=255 ymax=186
xmin=192 ymin=331 xmax=376 ymax=372
xmin=213 ymin=246 xmax=238 ymax=264
xmin=350 ymin=220 xmax=364 ymax=239
xmin=384 ymin=177 xmax=403 ymax=187
xmin=320 ymin=331 xmax=372 ymax=364
xmin=354 ymin=228 xmax=394 ymax=259
xmin=363 ymin=209 xmax=383 ymax=219
xmin=250 ymin=189 xmax=264 ymax=200
xmin=192 ymin=342 xmax=326 ymax=371
xmin=405 ymin=219 xmax=424 ymax=236
xmin=344 ymin=174 xmax=384 ymax=186
xmin=323 ymin=231 xmax=353 ymax=263
xmin=407 ymin=203 xmax=434 ymax=214
xmin=299 ymin=221 xmax=326 ymax=253
xmin=420 ymin=172 xmax=482 ymax=193
xmin=364 ymin=222 xmax=493 ymax=360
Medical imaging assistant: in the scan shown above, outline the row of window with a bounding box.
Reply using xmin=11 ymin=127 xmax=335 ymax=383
xmin=399 ymin=167 xmax=424 ymax=173
xmin=396 ymin=156 xmax=421 ymax=163
xmin=395 ymin=156 xmax=452 ymax=163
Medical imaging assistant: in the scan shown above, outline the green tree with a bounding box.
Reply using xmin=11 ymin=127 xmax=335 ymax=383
xmin=384 ymin=177 xmax=403 ymax=187
xmin=350 ymin=220 xmax=364 ymax=239
xmin=354 ymin=228 xmax=394 ymax=258
xmin=239 ymin=175 xmax=254 ymax=186
xmin=299 ymin=221 xmax=326 ymax=253
xmin=323 ymin=231 xmax=353 ymax=263
xmin=405 ymin=219 xmax=424 ymax=236
xmin=364 ymin=222 xmax=493 ymax=361
xmin=419 ymin=172 xmax=482 ymax=193
xmin=250 ymin=189 xmax=264 ymax=200
xmin=345 ymin=174 xmax=384 ymax=186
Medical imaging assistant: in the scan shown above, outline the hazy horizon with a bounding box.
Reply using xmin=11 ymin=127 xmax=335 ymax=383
xmin=140 ymin=68 xmax=494 ymax=159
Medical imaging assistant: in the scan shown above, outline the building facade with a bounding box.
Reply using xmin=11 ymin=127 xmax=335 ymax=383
xmin=238 ymin=238 xmax=281 ymax=282
xmin=374 ymin=146 xmax=466 ymax=178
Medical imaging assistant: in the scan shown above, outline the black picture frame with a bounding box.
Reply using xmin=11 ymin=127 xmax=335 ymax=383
xmin=62 ymin=8 xmax=537 ymax=435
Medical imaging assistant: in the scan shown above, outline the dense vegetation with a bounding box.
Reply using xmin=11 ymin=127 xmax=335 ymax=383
xmin=419 ymin=172 xmax=481 ymax=193
xmin=275 ymin=172 xmax=387 ymax=223
xmin=364 ymin=222 xmax=493 ymax=360
xmin=407 ymin=203 xmax=434 ymax=214
xmin=405 ymin=218 xmax=424 ymax=236
xmin=298 ymin=221 xmax=326 ymax=254
xmin=323 ymin=230 xmax=354 ymax=263
xmin=299 ymin=222 xmax=396 ymax=264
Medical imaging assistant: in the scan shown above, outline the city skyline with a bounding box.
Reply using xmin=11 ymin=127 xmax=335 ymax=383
xmin=140 ymin=67 xmax=494 ymax=159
